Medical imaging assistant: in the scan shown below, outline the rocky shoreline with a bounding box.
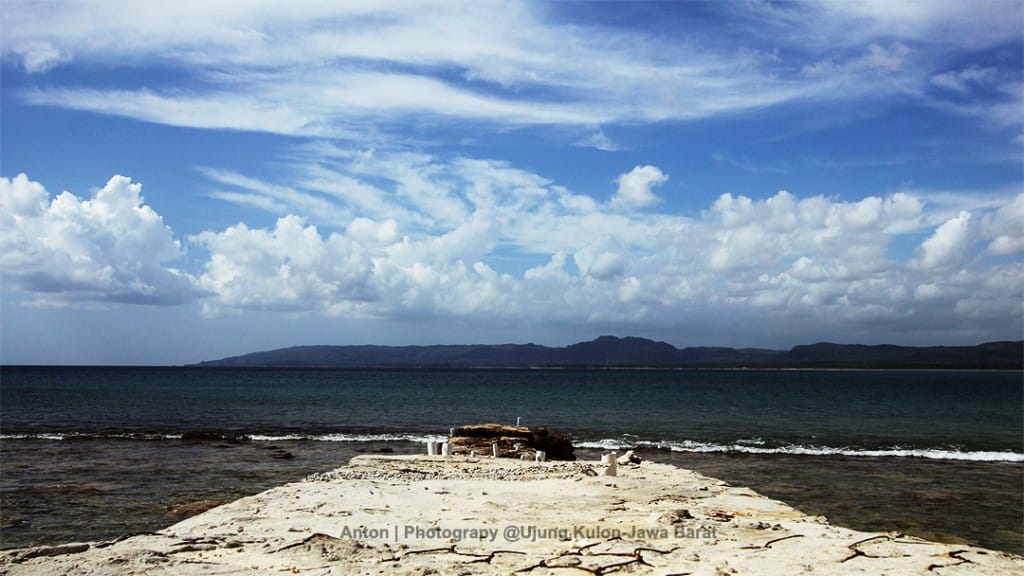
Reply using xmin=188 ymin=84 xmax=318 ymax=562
xmin=1 ymin=455 xmax=1020 ymax=575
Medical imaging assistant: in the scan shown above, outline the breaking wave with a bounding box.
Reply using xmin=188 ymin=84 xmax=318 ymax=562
xmin=0 ymin=431 xmax=446 ymax=443
xmin=1 ymin=432 xmax=183 ymax=441
xmin=573 ymin=438 xmax=1024 ymax=462
xmin=4 ymin=432 xmax=1021 ymax=462
xmin=246 ymin=433 xmax=447 ymax=443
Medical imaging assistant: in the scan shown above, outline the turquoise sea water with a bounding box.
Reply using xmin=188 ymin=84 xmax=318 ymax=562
xmin=1 ymin=367 xmax=1021 ymax=552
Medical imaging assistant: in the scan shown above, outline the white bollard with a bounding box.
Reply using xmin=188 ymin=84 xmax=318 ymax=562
xmin=603 ymin=452 xmax=618 ymax=476
xmin=516 ymin=417 xmax=521 ymax=427
xmin=535 ymin=450 xmax=546 ymax=462
xmin=441 ymin=443 xmax=451 ymax=457
xmin=426 ymin=441 xmax=437 ymax=455
xmin=492 ymin=443 xmax=500 ymax=458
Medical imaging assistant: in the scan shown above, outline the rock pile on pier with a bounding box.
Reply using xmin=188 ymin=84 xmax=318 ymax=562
xmin=447 ymin=423 xmax=575 ymax=460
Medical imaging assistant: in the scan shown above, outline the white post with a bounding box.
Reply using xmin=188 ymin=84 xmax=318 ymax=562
xmin=516 ymin=416 xmax=521 ymax=427
xmin=426 ymin=441 xmax=437 ymax=455
xmin=492 ymin=443 xmax=500 ymax=458
xmin=604 ymin=452 xmax=618 ymax=476
xmin=535 ymin=450 xmax=546 ymax=462
xmin=441 ymin=443 xmax=451 ymax=457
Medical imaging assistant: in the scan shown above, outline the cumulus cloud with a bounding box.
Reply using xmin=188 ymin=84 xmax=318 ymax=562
xmin=184 ymin=151 xmax=1021 ymax=340
xmin=699 ymin=190 xmax=919 ymax=274
xmin=0 ymin=174 xmax=196 ymax=304
xmin=3 ymin=166 xmax=1021 ymax=342
xmin=611 ymin=165 xmax=667 ymax=210
xmin=980 ymin=193 xmax=1024 ymax=256
xmin=190 ymin=216 xmax=377 ymax=316
xmin=346 ymin=217 xmax=400 ymax=248
xmin=587 ymin=252 xmax=628 ymax=280
xmin=916 ymin=211 xmax=974 ymax=270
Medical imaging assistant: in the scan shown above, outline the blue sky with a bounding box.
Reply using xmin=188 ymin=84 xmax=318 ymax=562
xmin=2 ymin=0 xmax=1022 ymax=365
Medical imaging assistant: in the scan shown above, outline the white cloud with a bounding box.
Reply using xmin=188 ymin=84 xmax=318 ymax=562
xmin=576 ymin=129 xmax=621 ymax=151
xmin=916 ymin=211 xmax=974 ymax=270
xmin=818 ymin=0 xmax=1021 ymax=49
xmin=23 ymin=88 xmax=319 ymax=136
xmin=185 ymin=152 xmax=1019 ymax=339
xmin=10 ymin=41 xmax=72 ymax=73
xmin=588 ymin=252 xmax=629 ymax=280
xmin=611 ymin=165 xmax=667 ymax=210
xmin=700 ymin=190 xmax=920 ymax=275
xmin=981 ymin=193 xmax=1024 ymax=255
xmin=574 ymin=243 xmax=629 ymax=281
xmin=346 ymin=217 xmax=400 ymax=249
xmin=199 ymin=167 xmax=350 ymax=222
xmin=11 ymin=0 xmax=1016 ymax=136
xmin=3 ymin=166 xmax=1020 ymax=343
xmin=0 ymin=174 xmax=195 ymax=304
xmin=931 ymin=66 xmax=998 ymax=93
xmin=190 ymin=216 xmax=377 ymax=315
xmin=860 ymin=43 xmax=911 ymax=73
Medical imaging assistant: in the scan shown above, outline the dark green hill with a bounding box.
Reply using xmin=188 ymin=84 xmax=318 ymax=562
xmin=192 ymin=336 xmax=1023 ymax=369
xmin=783 ymin=341 xmax=1024 ymax=369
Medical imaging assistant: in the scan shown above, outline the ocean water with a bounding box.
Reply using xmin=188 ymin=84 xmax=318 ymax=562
xmin=1 ymin=367 xmax=1021 ymax=553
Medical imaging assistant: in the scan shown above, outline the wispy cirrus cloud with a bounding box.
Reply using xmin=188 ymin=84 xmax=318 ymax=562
xmin=8 ymin=1 xmax=1018 ymax=139
xmin=199 ymin=167 xmax=351 ymax=222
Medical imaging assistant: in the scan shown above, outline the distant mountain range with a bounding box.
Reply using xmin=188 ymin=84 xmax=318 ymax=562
xmin=192 ymin=336 xmax=1024 ymax=369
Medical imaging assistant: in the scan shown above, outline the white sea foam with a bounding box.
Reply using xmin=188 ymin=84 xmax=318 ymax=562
xmin=0 ymin=432 xmax=183 ymax=441
xmin=574 ymin=439 xmax=1024 ymax=462
xmin=245 ymin=434 xmax=307 ymax=441
xmin=0 ymin=431 xmax=447 ymax=443
xmin=573 ymin=438 xmax=627 ymax=450
xmin=5 ymin=432 xmax=1021 ymax=462
xmin=0 ymin=433 xmax=68 ymax=441
xmin=247 ymin=432 xmax=447 ymax=443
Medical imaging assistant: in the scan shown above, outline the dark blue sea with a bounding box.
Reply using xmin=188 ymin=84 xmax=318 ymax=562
xmin=1 ymin=367 xmax=1021 ymax=553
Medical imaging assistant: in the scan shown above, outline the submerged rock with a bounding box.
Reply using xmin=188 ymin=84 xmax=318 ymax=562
xmin=354 ymin=446 xmax=395 ymax=454
xmin=166 ymin=499 xmax=230 ymax=519
xmin=448 ymin=423 xmax=575 ymax=461
xmin=180 ymin=431 xmax=245 ymax=443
